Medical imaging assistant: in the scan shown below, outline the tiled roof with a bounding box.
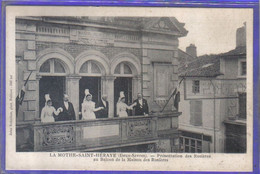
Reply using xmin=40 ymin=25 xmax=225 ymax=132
xmin=178 ymin=49 xmax=195 ymax=67
xmin=179 ymin=54 xmax=222 ymax=77
xmin=178 ymin=46 xmax=246 ymax=78
xmin=220 ymin=46 xmax=246 ymax=58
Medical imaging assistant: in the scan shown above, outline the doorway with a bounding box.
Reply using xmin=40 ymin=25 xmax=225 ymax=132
xmin=79 ymin=77 xmax=101 ymax=111
xmin=39 ymin=76 xmax=65 ymax=115
xmin=114 ymin=77 xmax=133 ymax=116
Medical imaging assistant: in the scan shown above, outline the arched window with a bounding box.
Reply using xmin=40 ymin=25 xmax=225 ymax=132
xmin=79 ymin=60 xmax=102 ymax=108
xmin=79 ymin=61 xmax=101 ymax=76
xmin=39 ymin=58 xmax=66 ymax=75
xmin=114 ymin=62 xmax=132 ymax=76
xmin=38 ymin=58 xmax=67 ymax=117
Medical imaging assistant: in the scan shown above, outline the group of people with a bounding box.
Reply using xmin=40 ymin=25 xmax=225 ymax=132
xmin=40 ymin=89 xmax=149 ymax=123
xmin=40 ymin=94 xmax=76 ymax=123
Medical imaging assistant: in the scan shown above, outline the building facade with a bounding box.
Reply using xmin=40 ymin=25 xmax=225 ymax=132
xmin=178 ymin=24 xmax=247 ymax=153
xmin=16 ymin=17 xmax=188 ymax=152
xmin=221 ymin=24 xmax=247 ymax=153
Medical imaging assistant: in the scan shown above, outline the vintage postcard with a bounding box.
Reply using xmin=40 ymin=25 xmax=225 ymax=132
xmin=5 ymin=6 xmax=253 ymax=171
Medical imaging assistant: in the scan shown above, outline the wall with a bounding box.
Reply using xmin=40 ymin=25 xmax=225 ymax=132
xmin=36 ymin=42 xmax=142 ymax=62
xmin=16 ymin=17 xmax=183 ymax=151
xmin=179 ymin=78 xmax=227 ymax=152
xmin=223 ymin=58 xmax=238 ymax=79
xmin=17 ymin=18 xmax=182 ymax=122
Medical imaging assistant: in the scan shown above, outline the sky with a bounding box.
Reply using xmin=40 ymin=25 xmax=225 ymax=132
xmin=172 ymin=8 xmax=252 ymax=56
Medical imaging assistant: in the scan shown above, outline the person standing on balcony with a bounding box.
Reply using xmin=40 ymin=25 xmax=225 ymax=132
xmin=57 ymin=94 xmax=76 ymax=121
xmin=41 ymin=94 xmax=62 ymax=123
xmin=116 ymin=91 xmax=136 ymax=117
xmin=81 ymin=89 xmax=104 ymax=120
xmin=133 ymin=93 xmax=149 ymax=116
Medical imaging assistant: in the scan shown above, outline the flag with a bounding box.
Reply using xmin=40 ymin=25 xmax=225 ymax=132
xmin=16 ymin=71 xmax=32 ymax=117
xmin=161 ymin=77 xmax=184 ymax=112
xmin=16 ymin=86 xmax=25 ymax=117
xmin=173 ymin=77 xmax=184 ymax=111
xmin=174 ymin=91 xmax=180 ymax=111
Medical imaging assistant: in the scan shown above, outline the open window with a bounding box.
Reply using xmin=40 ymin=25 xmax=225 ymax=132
xmin=114 ymin=62 xmax=133 ymax=116
xmin=39 ymin=58 xmax=67 ymax=115
xmin=79 ymin=60 xmax=102 ymax=109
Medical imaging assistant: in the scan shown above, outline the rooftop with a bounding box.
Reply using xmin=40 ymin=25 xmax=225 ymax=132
xmin=17 ymin=16 xmax=188 ymax=36
xmin=178 ymin=46 xmax=246 ymax=78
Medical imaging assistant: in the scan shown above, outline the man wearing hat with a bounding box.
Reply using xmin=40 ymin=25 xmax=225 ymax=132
xmin=57 ymin=94 xmax=76 ymax=121
xmin=96 ymin=94 xmax=109 ymax=118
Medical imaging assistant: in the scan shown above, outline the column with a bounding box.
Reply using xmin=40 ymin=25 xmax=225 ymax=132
xmin=35 ymin=75 xmax=41 ymax=122
xmin=132 ymin=75 xmax=142 ymax=98
xmin=67 ymin=75 xmax=81 ymax=120
xmin=103 ymin=75 xmax=116 ymax=118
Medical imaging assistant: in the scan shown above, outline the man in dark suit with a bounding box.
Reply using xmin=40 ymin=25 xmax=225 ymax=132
xmin=58 ymin=94 xmax=76 ymax=121
xmin=96 ymin=94 xmax=109 ymax=118
xmin=133 ymin=93 xmax=149 ymax=116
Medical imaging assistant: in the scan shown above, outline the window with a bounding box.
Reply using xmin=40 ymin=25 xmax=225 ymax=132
xmin=54 ymin=59 xmax=65 ymax=73
xmin=238 ymin=60 xmax=246 ymax=77
xmin=79 ymin=61 xmax=101 ymax=75
xmin=190 ymin=100 xmax=202 ymax=126
xmin=179 ymin=131 xmax=211 ymax=153
xmin=179 ymin=137 xmax=202 ymax=153
xmin=238 ymin=93 xmax=246 ymax=119
xmin=39 ymin=58 xmax=66 ymax=74
xmin=39 ymin=60 xmax=50 ymax=72
xmin=114 ymin=62 xmax=132 ymax=75
xmin=192 ymin=80 xmax=200 ymax=93
xmin=241 ymin=62 xmax=246 ymax=76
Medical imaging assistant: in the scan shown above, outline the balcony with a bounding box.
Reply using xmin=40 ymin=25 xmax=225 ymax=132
xmin=17 ymin=112 xmax=181 ymax=152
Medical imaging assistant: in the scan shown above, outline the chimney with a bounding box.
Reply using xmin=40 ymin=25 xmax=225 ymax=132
xmin=186 ymin=44 xmax=197 ymax=58
xmin=236 ymin=23 xmax=246 ymax=47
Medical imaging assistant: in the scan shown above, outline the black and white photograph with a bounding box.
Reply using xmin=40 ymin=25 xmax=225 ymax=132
xmin=6 ymin=6 xmax=253 ymax=171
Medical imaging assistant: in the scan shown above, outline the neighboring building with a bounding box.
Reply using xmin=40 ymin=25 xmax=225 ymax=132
xmin=185 ymin=44 xmax=197 ymax=58
xmin=221 ymin=24 xmax=247 ymax=153
xmin=15 ymin=17 xmax=188 ymax=152
xmin=178 ymin=53 xmax=223 ymax=153
xmin=177 ymin=44 xmax=197 ymax=68
xmin=178 ymin=24 xmax=247 ymax=153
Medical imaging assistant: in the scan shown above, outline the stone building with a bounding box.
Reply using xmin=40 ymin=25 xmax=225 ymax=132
xmin=178 ymin=24 xmax=247 ymax=153
xmin=15 ymin=17 xmax=188 ymax=152
xmin=221 ymin=24 xmax=247 ymax=153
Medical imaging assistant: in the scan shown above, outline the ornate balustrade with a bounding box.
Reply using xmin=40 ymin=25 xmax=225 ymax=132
xmin=17 ymin=112 xmax=181 ymax=152
xmin=32 ymin=116 xmax=159 ymax=152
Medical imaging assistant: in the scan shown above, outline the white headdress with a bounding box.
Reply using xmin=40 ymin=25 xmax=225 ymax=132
xmin=83 ymin=89 xmax=92 ymax=102
xmin=85 ymin=89 xmax=92 ymax=97
xmin=45 ymin=94 xmax=51 ymax=105
xmin=118 ymin=91 xmax=125 ymax=102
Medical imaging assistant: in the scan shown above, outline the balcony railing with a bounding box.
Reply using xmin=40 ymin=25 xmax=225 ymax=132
xmin=17 ymin=112 xmax=181 ymax=152
xmin=32 ymin=116 xmax=156 ymax=152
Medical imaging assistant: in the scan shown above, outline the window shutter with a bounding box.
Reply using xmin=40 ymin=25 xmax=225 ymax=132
xmin=190 ymin=100 xmax=202 ymax=126
xmin=239 ymin=93 xmax=246 ymax=119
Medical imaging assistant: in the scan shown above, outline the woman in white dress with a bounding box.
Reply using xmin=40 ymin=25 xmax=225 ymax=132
xmin=116 ymin=91 xmax=136 ymax=118
xmin=41 ymin=94 xmax=62 ymax=123
xmin=81 ymin=89 xmax=104 ymax=120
